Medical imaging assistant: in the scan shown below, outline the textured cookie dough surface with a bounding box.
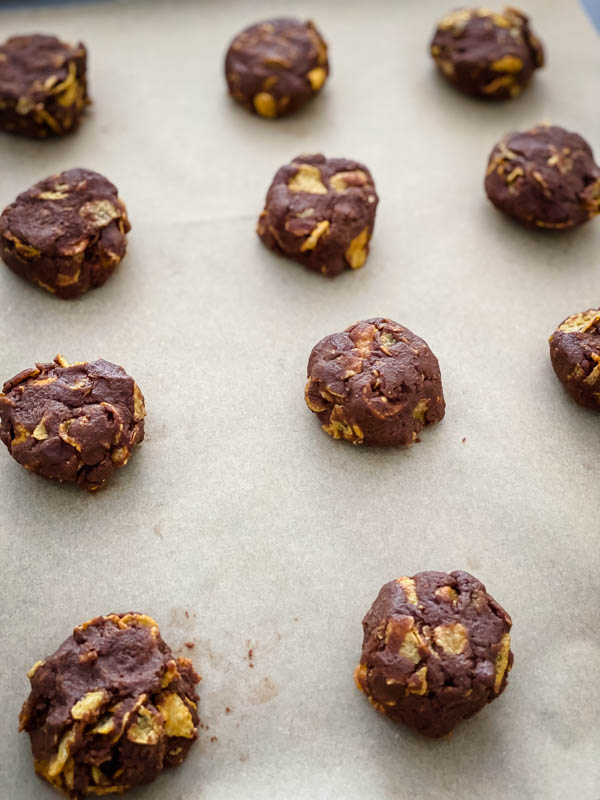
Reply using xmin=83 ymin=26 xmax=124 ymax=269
xmin=0 ymin=168 xmax=130 ymax=298
xmin=258 ymin=154 xmax=378 ymax=277
xmin=430 ymin=6 xmax=543 ymax=99
xmin=19 ymin=613 xmax=200 ymax=798
xmin=305 ymin=318 xmax=444 ymax=445
xmin=0 ymin=355 xmax=145 ymax=491
xmin=225 ymin=18 xmax=328 ymax=118
xmin=0 ymin=34 xmax=89 ymax=137
xmin=549 ymin=308 xmax=600 ymax=409
xmin=484 ymin=125 xmax=600 ymax=229
xmin=355 ymin=571 xmax=513 ymax=738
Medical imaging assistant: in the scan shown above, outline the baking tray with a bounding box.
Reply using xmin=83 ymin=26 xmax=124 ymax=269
xmin=0 ymin=1 xmax=599 ymax=798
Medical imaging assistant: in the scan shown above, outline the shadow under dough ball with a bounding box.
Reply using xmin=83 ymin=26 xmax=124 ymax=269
xmin=549 ymin=308 xmax=600 ymax=409
xmin=305 ymin=318 xmax=445 ymax=445
xmin=0 ymin=34 xmax=89 ymax=137
xmin=258 ymin=154 xmax=378 ymax=277
xmin=0 ymin=355 xmax=145 ymax=491
xmin=225 ymin=18 xmax=329 ymax=118
xmin=430 ymin=6 xmax=543 ymax=99
xmin=485 ymin=124 xmax=600 ymax=229
xmin=355 ymin=571 xmax=513 ymax=738
xmin=0 ymin=168 xmax=130 ymax=298
xmin=20 ymin=613 xmax=200 ymax=798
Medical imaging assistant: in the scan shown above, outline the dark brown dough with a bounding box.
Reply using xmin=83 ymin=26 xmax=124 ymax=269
xmin=0 ymin=168 xmax=130 ymax=298
xmin=0 ymin=34 xmax=89 ymax=137
xmin=225 ymin=18 xmax=328 ymax=118
xmin=430 ymin=7 xmax=543 ymax=99
xmin=0 ymin=355 xmax=145 ymax=491
xmin=355 ymin=571 xmax=513 ymax=738
xmin=484 ymin=125 xmax=600 ymax=229
xmin=549 ymin=308 xmax=600 ymax=409
xmin=305 ymin=318 xmax=445 ymax=446
xmin=258 ymin=154 xmax=378 ymax=277
xmin=19 ymin=613 xmax=200 ymax=798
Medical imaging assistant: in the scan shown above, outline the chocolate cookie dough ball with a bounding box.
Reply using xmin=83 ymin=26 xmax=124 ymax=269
xmin=485 ymin=125 xmax=600 ymax=229
xmin=549 ymin=308 xmax=600 ymax=409
xmin=19 ymin=613 xmax=200 ymax=798
xmin=0 ymin=168 xmax=130 ymax=298
xmin=430 ymin=7 xmax=543 ymax=99
xmin=355 ymin=572 xmax=513 ymax=738
xmin=0 ymin=355 xmax=145 ymax=491
xmin=258 ymin=154 xmax=378 ymax=277
xmin=305 ymin=318 xmax=445 ymax=446
xmin=225 ymin=18 xmax=329 ymax=118
xmin=0 ymin=34 xmax=89 ymax=137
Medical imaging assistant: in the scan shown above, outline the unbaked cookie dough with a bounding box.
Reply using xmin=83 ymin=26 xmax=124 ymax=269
xmin=225 ymin=18 xmax=328 ymax=118
xmin=430 ymin=7 xmax=543 ymax=99
xmin=258 ymin=154 xmax=378 ymax=277
xmin=305 ymin=318 xmax=444 ymax=445
xmin=0 ymin=34 xmax=89 ymax=137
xmin=484 ymin=124 xmax=600 ymax=229
xmin=355 ymin=571 xmax=513 ymax=737
xmin=0 ymin=168 xmax=130 ymax=298
xmin=0 ymin=355 xmax=145 ymax=490
xmin=19 ymin=613 xmax=200 ymax=798
xmin=549 ymin=308 xmax=600 ymax=408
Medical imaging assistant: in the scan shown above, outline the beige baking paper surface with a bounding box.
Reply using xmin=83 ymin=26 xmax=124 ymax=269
xmin=0 ymin=1 xmax=599 ymax=798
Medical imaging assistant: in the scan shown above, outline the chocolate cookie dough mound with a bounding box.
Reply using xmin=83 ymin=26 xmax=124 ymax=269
xmin=305 ymin=318 xmax=444 ymax=445
xmin=0 ymin=355 xmax=145 ymax=491
xmin=19 ymin=613 xmax=200 ymax=798
xmin=485 ymin=125 xmax=600 ymax=229
xmin=258 ymin=154 xmax=378 ymax=277
xmin=355 ymin=571 xmax=513 ymax=738
xmin=430 ymin=7 xmax=543 ymax=99
xmin=0 ymin=168 xmax=130 ymax=298
xmin=0 ymin=34 xmax=89 ymax=137
xmin=549 ymin=308 xmax=600 ymax=408
xmin=225 ymin=18 xmax=328 ymax=118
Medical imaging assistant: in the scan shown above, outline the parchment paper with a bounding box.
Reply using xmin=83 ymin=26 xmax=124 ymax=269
xmin=0 ymin=1 xmax=599 ymax=798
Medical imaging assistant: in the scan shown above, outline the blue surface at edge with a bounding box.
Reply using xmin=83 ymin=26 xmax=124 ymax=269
xmin=581 ymin=0 xmax=600 ymax=30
